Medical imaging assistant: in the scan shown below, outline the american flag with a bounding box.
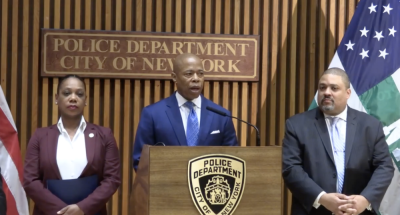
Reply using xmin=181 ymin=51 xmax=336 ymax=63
xmin=0 ymin=86 xmax=29 ymax=215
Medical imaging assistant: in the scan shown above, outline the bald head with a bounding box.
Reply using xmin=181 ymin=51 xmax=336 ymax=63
xmin=322 ymin=67 xmax=350 ymax=89
xmin=173 ymin=53 xmax=202 ymax=74
xmin=172 ymin=53 xmax=205 ymax=100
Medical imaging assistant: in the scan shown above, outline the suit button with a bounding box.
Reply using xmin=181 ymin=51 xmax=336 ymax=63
xmin=333 ymin=173 xmax=337 ymax=178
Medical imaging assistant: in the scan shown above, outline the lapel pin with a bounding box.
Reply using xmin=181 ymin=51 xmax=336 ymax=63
xmin=89 ymin=133 xmax=94 ymax=138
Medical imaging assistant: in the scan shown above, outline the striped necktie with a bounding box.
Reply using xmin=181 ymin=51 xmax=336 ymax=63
xmin=329 ymin=117 xmax=345 ymax=193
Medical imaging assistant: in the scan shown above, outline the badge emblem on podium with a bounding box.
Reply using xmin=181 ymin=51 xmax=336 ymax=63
xmin=188 ymin=154 xmax=246 ymax=215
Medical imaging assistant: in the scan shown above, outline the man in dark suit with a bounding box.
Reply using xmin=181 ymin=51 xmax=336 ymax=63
xmin=133 ymin=53 xmax=238 ymax=171
xmin=0 ymin=168 xmax=6 ymax=215
xmin=282 ymin=68 xmax=394 ymax=215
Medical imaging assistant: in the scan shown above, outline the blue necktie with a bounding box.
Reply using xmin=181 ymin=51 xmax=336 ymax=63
xmin=329 ymin=117 xmax=345 ymax=193
xmin=185 ymin=102 xmax=199 ymax=146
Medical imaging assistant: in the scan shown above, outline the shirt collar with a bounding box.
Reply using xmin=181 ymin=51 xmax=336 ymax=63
xmin=57 ymin=116 xmax=87 ymax=133
xmin=175 ymin=91 xmax=201 ymax=109
xmin=323 ymin=106 xmax=347 ymax=122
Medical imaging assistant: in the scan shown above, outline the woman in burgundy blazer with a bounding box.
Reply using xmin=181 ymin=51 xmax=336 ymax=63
xmin=23 ymin=75 xmax=121 ymax=215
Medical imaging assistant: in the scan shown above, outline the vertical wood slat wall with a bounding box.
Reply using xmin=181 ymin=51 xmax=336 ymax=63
xmin=0 ymin=0 xmax=359 ymax=214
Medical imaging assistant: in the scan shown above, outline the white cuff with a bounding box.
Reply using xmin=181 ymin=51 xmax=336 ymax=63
xmin=313 ymin=191 xmax=326 ymax=209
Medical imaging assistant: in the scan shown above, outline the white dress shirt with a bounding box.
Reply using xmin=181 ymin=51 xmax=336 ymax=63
xmin=175 ymin=92 xmax=201 ymax=135
xmin=313 ymin=106 xmax=371 ymax=210
xmin=313 ymin=106 xmax=347 ymax=208
xmin=56 ymin=116 xmax=88 ymax=180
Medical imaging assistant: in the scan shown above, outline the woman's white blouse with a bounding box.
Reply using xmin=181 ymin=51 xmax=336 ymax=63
xmin=56 ymin=117 xmax=88 ymax=180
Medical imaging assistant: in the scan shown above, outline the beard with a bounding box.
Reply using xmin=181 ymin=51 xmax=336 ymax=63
xmin=320 ymin=97 xmax=335 ymax=111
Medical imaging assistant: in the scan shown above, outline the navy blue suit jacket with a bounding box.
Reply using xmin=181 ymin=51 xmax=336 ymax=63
xmin=133 ymin=93 xmax=238 ymax=170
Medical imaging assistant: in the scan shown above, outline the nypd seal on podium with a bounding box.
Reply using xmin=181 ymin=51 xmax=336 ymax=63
xmin=188 ymin=154 xmax=246 ymax=215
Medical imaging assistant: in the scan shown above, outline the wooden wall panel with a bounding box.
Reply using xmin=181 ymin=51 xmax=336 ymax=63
xmin=10 ymin=0 xmax=17 ymax=121
xmin=21 ymin=0 xmax=29 ymax=162
xmin=0 ymin=0 xmax=7 ymax=93
xmin=0 ymin=0 xmax=360 ymax=214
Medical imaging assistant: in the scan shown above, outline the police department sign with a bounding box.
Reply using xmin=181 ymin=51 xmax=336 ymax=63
xmin=188 ymin=154 xmax=246 ymax=215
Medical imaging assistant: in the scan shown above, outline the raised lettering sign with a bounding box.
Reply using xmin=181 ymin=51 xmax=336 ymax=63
xmin=41 ymin=29 xmax=259 ymax=81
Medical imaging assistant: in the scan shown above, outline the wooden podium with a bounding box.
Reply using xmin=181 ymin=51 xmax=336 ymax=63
xmin=130 ymin=145 xmax=282 ymax=215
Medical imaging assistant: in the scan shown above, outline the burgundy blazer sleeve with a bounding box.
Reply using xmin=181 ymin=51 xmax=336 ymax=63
xmin=76 ymin=128 xmax=121 ymax=215
xmin=23 ymin=129 xmax=68 ymax=215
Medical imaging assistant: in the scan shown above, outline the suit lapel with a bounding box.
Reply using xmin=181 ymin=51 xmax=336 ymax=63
xmin=314 ymin=109 xmax=335 ymax=164
xmin=81 ymin=123 xmax=97 ymax=174
xmin=165 ymin=94 xmax=187 ymax=145
xmin=345 ymin=108 xmax=356 ymax=166
xmin=47 ymin=125 xmax=62 ymax=179
xmin=198 ymin=97 xmax=213 ymax=145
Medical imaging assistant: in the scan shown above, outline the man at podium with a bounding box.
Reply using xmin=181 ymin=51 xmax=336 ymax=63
xmin=133 ymin=53 xmax=238 ymax=171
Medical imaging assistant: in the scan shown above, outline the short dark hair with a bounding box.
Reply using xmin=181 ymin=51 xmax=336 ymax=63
xmin=322 ymin=67 xmax=350 ymax=89
xmin=57 ymin=74 xmax=86 ymax=93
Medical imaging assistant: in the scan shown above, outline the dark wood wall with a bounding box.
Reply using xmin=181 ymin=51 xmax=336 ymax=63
xmin=0 ymin=0 xmax=359 ymax=214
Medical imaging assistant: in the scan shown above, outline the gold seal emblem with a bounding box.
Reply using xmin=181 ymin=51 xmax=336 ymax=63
xmin=188 ymin=154 xmax=246 ymax=215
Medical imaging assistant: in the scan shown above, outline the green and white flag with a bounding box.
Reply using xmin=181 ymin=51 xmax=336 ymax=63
xmin=310 ymin=0 xmax=400 ymax=214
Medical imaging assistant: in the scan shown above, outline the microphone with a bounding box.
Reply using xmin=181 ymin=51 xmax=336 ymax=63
xmin=154 ymin=142 xmax=165 ymax=146
xmin=206 ymin=106 xmax=260 ymax=146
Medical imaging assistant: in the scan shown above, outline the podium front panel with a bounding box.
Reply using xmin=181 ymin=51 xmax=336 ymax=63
xmin=142 ymin=146 xmax=281 ymax=215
